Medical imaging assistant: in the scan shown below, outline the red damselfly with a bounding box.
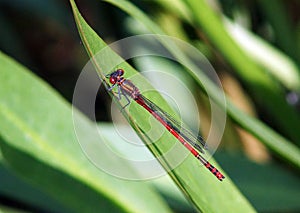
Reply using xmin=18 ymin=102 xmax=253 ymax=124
xmin=106 ymin=69 xmax=225 ymax=181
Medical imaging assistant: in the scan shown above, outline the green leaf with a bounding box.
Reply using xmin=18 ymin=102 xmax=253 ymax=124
xmin=155 ymin=0 xmax=300 ymax=91
xmin=224 ymin=18 xmax=300 ymax=91
xmin=217 ymin=152 xmax=300 ymax=212
xmin=0 ymin=158 xmax=69 ymax=212
xmin=0 ymin=51 xmax=171 ymax=212
xmin=184 ymin=0 xmax=300 ymax=143
xmin=70 ymin=0 xmax=256 ymax=212
xmin=257 ymin=0 xmax=299 ymax=61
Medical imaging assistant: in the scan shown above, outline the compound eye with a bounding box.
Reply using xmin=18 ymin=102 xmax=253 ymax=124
xmin=116 ymin=69 xmax=124 ymax=76
xmin=109 ymin=77 xmax=116 ymax=84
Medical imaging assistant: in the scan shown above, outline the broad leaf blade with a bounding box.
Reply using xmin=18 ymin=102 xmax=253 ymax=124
xmin=0 ymin=51 xmax=171 ymax=212
xmin=70 ymin=0 xmax=256 ymax=212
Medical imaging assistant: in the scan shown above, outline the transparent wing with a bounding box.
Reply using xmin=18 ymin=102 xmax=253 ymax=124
xmin=139 ymin=94 xmax=207 ymax=154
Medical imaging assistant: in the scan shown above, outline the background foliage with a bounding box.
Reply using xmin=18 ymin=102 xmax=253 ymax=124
xmin=0 ymin=0 xmax=300 ymax=212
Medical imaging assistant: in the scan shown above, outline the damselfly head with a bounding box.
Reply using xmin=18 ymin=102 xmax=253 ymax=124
xmin=107 ymin=69 xmax=125 ymax=84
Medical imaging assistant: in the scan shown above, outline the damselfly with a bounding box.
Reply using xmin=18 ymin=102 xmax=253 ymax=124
xmin=106 ymin=69 xmax=225 ymax=181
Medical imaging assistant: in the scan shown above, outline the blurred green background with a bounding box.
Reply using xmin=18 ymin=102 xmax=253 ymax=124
xmin=1 ymin=0 xmax=300 ymax=212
